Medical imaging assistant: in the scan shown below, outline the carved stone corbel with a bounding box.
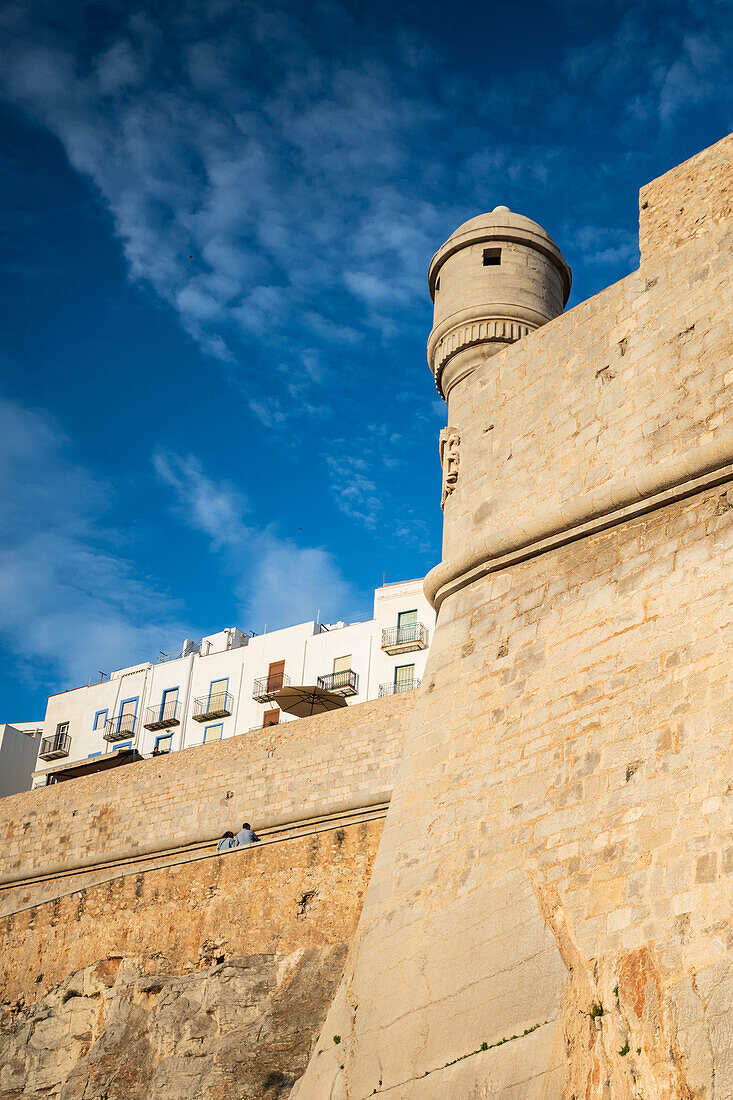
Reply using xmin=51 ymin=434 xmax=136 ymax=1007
xmin=439 ymin=427 xmax=461 ymax=509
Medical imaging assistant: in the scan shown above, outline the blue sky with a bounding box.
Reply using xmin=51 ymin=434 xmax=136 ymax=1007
xmin=0 ymin=0 xmax=730 ymax=718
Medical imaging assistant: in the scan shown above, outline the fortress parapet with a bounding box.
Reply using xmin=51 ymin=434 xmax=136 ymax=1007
xmin=427 ymin=206 xmax=571 ymax=399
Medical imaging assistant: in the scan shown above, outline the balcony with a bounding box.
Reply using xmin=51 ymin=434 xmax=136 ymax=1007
xmin=192 ymin=691 xmax=233 ymax=722
xmin=144 ymin=700 xmax=181 ymax=731
xmin=317 ymin=670 xmax=359 ymax=696
xmin=39 ymin=732 xmax=71 ymax=760
xmin=378 ymin=678 xmax=421 ymax=697
xmin=252 ymin=674 xmax=290 ymax=703
xmin=381 ymin=624 xmax=428 ymax=655
xmin=104 ymin=713 xmax=136 ymax=742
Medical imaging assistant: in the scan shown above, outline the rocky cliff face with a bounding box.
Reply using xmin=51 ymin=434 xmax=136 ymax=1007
xmin=0 ymin=822 xmax=383 ymax=1099
xmin=1 ymin=947 xmax=346 ymax=1100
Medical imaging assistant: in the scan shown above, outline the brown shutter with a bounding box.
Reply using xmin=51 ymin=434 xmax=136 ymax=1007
xmin=267 ymin=661 xmax=285 ymax=692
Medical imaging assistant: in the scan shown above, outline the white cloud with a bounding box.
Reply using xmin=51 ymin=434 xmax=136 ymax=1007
xmin=325 ymin=454 xmax=381 ymax=529
xmin=657 ymin=32 xmax=726 ymax=124
xmin=154 ymin=447 xmax=368 ymax=630
xmin=324 ymin=422 xmax=438 ymax=557
xmin=0 ymin=1 xmax=449 ymax=423
xmin=152 ymin=450 xmax=248 ymax=549
xmin=560 ymin=3 xmax=732 ymax=131
xmin=0 ymin=395 xmax=189 ymax=699
xmin=567 ymin=224 xmax=638 ymax=268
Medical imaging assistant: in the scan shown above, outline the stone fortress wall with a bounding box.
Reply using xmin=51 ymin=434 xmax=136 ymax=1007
xmin=0 ymin=691 xmax=414 ymax=916
xmin=0 ymin=135 xmax=730 ymax=1100
xmin=294 ymin=134 xmax=733 ymax=1099
xmin=0 ymin=694 xmax=415 ymax=1097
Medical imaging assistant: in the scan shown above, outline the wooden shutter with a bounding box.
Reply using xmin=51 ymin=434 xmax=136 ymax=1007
xmin=267 ymin=661 xmax=285 ymax=692
xmin=395 ymin=664 xmax=414 ymax=687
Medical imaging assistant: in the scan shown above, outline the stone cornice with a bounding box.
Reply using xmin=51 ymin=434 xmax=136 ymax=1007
xmin=429 ymin=317 xmax=534 ymax=395
xmin=424 ymin=436 xmax=733 ymax=610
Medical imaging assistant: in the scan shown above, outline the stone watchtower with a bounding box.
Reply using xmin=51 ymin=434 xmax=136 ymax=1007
xmin=425 ymin=206 xmax=573 ymax=591
xmin=427 ymin=206 xmax=571 ymax=402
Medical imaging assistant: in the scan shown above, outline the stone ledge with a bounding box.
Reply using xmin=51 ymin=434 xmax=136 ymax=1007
xmin=0 ymin=794 xmax=391 ymax=895
xmin=425 ymin=441 xmax=733 ymax=609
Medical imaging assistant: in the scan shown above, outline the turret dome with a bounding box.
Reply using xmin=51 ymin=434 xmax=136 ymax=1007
xmin=427 ymin=207 xmax=572 ymax=398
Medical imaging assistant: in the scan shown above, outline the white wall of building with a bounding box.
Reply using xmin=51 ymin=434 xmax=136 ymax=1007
xmin=0 ymin=722 xmax=42 ymax=797
xmin=371 ymin=579 xmax=435 ymax=694
xmin=31 ymin=578 xmax=436 ymax=785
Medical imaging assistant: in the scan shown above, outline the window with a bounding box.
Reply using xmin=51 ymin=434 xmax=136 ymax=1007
xmin=88 ymin=752 xmax=102 ymax=759
xmin=93 ymin=710 xmax=108 ymax=731
xmin=483 ymin=247 xmax=501 ymax=266
xmin=333 ymin=654 xmax=352 ymax=673
xmin=56 ymin=721 xmax=69 ymax=737
xmin=263 ymin=709 xmax=280 ymax=728
xmin=397 ymin=610 xmax=418 ymax=644
xmin=266 ymin=661 xmax=285 ymax=693
xmin=114 ymin=697 xmax=137 ymax=736
xmin=113 ymin=741 xmax=133 ymax=752
xmin=155 ymin=734 xmax=173 ymax=753
xmin=394 ymin=664 xmax=415 ymax=691
xmin=208 ymin=679 xmax=228 ymax=707
xmin=203 ymin=723 xmax=223 ymax=743
xmin=160 ymin=687 xmax=178 ymax=721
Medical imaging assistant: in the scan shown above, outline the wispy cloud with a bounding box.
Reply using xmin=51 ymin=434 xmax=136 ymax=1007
xmin=0 ymin=394 xmax=188 ymax=699
xmin=0 ymin=1 xmax=449 ymax=424
xmin=325 ymin=421 xmax=437 ymax=556
xmin=325 ymin=453 xmax=381 ymax=529
xmin=566 ymin=224 xmax=638 ymax=268
xmin=559 ymin=1 xmax=733 ymax=133
xmin=2 ymin=0 xmax=728 ymax=436
xmin=154 ymin=447 xmax=367 ymax=629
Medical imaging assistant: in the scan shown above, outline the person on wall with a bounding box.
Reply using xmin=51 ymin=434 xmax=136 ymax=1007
xmin=216 ymin=830 xmax=237 ymax=852
xmin=235 ymin=822 xmax=260 ymax=846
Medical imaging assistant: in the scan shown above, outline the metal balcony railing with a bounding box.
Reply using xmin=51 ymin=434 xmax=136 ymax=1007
xmin=317 ymin=670 xmax=359 ymax=696
xmin=143 ymin=699 xmax=181 ymax=731
xmin=192 ymin=691 xmax=234 ymax=722
xmin=39 ymin=732 xmax=71 ymax=760
xmin=252 ymin=674 xmax=290 ymax=703
xmin=378 ymin=678 xmax=421 ymax=697
xmin=104 ymin=713 xmax=137 ymax=742
xmin=381 ymin=623 xmax=428 ymax=654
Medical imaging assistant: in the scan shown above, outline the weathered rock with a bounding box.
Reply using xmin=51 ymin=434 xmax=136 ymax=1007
xmin=0 ymin=947 xmax=347 ymax=1099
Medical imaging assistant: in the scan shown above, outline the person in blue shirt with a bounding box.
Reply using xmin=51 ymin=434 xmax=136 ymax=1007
xmin=235 ymin=822 xmax=260 ymax=846
xmin=216 ymin=830 xmax=237 ymax=852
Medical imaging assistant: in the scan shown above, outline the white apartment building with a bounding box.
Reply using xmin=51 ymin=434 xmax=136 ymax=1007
xmin=0 ymin=722 xmax=43 ymax=798
xmin=31 ymin=579 xmax=435 ymax=788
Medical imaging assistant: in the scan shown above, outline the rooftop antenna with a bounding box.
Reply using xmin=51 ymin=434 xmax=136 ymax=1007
xmin=382 ymin=572 xmax=386 ymax=585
